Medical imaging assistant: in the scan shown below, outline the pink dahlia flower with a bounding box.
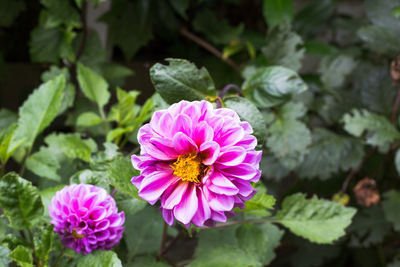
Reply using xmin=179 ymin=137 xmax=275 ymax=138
xmin=49 ymin=184 xmax=125 ymax=254
xmin=131 ymin=100 xmax=261 ymax=227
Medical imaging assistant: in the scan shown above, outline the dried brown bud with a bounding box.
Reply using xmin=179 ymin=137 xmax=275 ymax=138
xmin=391 ymin=56 xmax=400 ymax=85
xmin=353 ymin=178 xmax=380 ymax=207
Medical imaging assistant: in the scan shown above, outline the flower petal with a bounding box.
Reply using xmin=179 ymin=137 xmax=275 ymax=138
xmin=216 ymin=146 xmax=246 ymax=166
xmin=162 ymin=181 xmax=189 ymax=209
xmin=200 ymin=141 xmax=220 ymax=165
xmin=173 ymin=132 xmax=198 ymax=154
xmin=139 ymin=172 xmax=179 ymax=205
xmin=173 ymin=185 xmax=198 ymax=225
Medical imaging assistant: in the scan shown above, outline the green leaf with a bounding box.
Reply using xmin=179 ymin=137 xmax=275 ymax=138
xmin=150 ymin=58 xmax=216 ymax=104
xmin=342 ymin=109 xmax=400 ymax=151
xmin=0 ymin=124 xmax=24 ymax=165
xmin=391 ymin=6 xmax=400 ymax=18
xmin=261 ymin=26 xmax=305 ymax=71
xmin=319 ymin=54 xmax=357 ymax=89
xmin=33 ymin=225 xmax=53 ymax=264
xmin=189 ymin=223 xmax=283 ymax=267
xmin=169 ymin=0 xmax=189 ymax=19
xmin=275 ymin=193 xmax=357 ymax=243
xmin=116 ymin=198 xmax=146 ymax=216
xmin=193 ymin=9 xmax=244 ymax=45
xmin=127 ymin=256 xmax=169 ymax=267
xmin=101 ymin=0 xmax=153 ymax=60
xmin=0 ymin=173 xmax=44 ymax=229
xmin=45 ymin=133 xmax=97 ymax=162
xmin=0 ymin=0 xmax=25 ymax=27
xmin=114 ymin=88 xmax=140 ymax=126
xmin=11 ymin=75 xmax=66 ymax=150
xmin=39 ymin=185 xmax=65 ymax=220
xmin=70 ymin=170 xmax=109 ymax=190
xmin=224 ymin=96 xmax=267 ymax=147
xmin=365 ymin=0 xmax=400 ymax=34
xmin=296 ymin=128 xmax=364 ymax=179
xmin=76 ymin=112 xmax=103 ymax=127
xmin=29 ymin=26 xmax=63 ymax=63
xmin=266 ymin=102 xmax=311 ymax=169
xmin=238 ymin=185 xmax=275 ymax=217
xmin=0 ymin=246 xmax=11 ymax=267
xmin=0 ymin=109 xmax=17 ymax=134
xmin=357 ymin=25 xmax=400 ymax=56
xmin=124 ymin=207 xmax=165 ymax=257
xmin=349 ymin=206 xmax=390 ymax=247
xmin=260 ymin=154 xmax=290 ymax=180
xmin=77 ymin=250 xmax=122 ymax=267
xmin=382 ymin=190 xmax=400 ymax=231
xmin=10 ymin=246 xmax=33 ymax=267
xmin=396 ymin=149 xmax=400 ymax=176
xmin=262 ymin=0 xmax=294 ymax=28
xmin=26 ymin=148 xmax=61 ymax=181
xmin=243 ymin=66 xmax=307 ymax=108
xmin=40 ymin=0 xmax=80 ymax=28
xmin=77 ymin=62 xmax=110 ymax=110
xmin=107 ymin=156 xmax=139 ymax=198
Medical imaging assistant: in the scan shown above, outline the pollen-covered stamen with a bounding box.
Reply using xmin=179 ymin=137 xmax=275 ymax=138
xmin=72 ymin=228 xmax=85 ymax=240
xmin=171 ymin=153 xmax=206 ymax=183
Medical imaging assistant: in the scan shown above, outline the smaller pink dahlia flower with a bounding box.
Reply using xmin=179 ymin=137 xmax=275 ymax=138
xmin=49 ymin=184 xmax=125 ymax=254
xmin=131 ymin=100 xmax=262 ymax=227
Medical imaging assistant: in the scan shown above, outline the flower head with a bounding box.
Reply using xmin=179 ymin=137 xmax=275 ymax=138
xmin=131 ymin=100 xmax=261 ymax=227
xmin=49 ymin=184 xmax=125 ymax=254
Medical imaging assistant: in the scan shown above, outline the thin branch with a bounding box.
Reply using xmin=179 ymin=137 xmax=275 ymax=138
xmin=158 ymin=222 xmax=169 ymax=260
xmin=160 ymin=230 xmax=184 ymax=257
xmin=75 ymin=0 xmax=88 ymax=61
xmin=179 ymin=27 xmax=241 ymax=72
xmin=219 ymin=84 xmax=241 ymax=99
xmin=203 ymin=218 xmax=273 ymax=230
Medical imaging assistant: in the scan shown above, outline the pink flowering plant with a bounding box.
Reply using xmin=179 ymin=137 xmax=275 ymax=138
xmin=8 ymin=0 xmax=400 ymax=266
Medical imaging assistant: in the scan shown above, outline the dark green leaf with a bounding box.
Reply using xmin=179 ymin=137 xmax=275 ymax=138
xmin=107 ymin=156 xmax=139 ymax=198
xmin=382 ymin=190 xmax=400 ymax=231
xmin=0 ymin=173 xmax=44 ymax=229
xmin=296 ymin=128 xmax=364 ymax=179
xmin=358 ymin=25 xmax=400 ymax=55
xmin=243 ymin=66 xmax=307 ymax=108
xmin=365 ymin=0 xmax=400 ymax=34
xmin=319 ymin=54 xmax=357 ymax=89
xmin=0 ymin=0 xmax=25 ymax=27
xmin=224 ymin=96 xmax=267 ymax=147
xmin=262 ymin=0 xmax=294 ymax=28
xmin=169 ymin=0 xmax=189 ymax=19
xmin=0 ymin=109 xmax=17 ymax=134
xmin=40 ymin=0 xmax=80 ymax=28
xmin=193 ymin=9 xmax=243 ymax=45
xmin=29 ymin=26 xmax=63 ymax=63
xmin=127 ymin=256 xmax=169 ymax=267
xmin=275 ymin=193 xmax=357 ymax=243
xmin=150 ymin=58 xmax=216 ymax=104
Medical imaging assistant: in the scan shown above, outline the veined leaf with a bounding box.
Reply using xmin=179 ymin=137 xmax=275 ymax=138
xmin=107 ymin=156 xmax=139 ymax=198
xmin=77 ymin=250 xmax=122 ymax=267
xmin=77 ymin=62 xmax=110 ymax=111
xmin=0 ymin=173 xmax=44 ymax=230
xmin=9 ymin=246 xmax=33 ymax=267
xmin=76 ymin=112 xmax=103 ymax=127
xmin=275 ymin=193 xmax=357 ymax=244
xmin=0 ymin=124 xmax=25 ymax=165
xmin=262 ymin=0 xmax=294 ymax=28
xmin=150 ymin=58 xmax=216 ymax=104
xmin=11 ymin=75 xmax=65 ymax=151
xmin=26 ymin=148 xmax=61 ymax=181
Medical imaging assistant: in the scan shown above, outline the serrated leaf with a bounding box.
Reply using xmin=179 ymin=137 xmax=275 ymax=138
xmin=10 ymin=246 xmax=33 ymax=267
xmin=0 ymin=246 xmax=11 ymax=267
xmin=243 ymin=66 xmax=307 ymax=108
xmin=239 ymin=191 xmax=275 ymax=217
xmin=40 ymin=0 xmax=80 ymax=28
xmin=260 ymin=154 xmax=290 ymax=180
xmin=11 ymin=75 xmax=65 ymax=151
xmin=296 ymin=128 xmax=364 ymax=179
xmin=77 ymin=250 xmax=122 ymax=267
xmin=107 ymin=156 xmax=139 ymax=198
xmin=319 ymin=54 xmax=357 ymax=89
xmin=39 ymin=185 xmax=65 ymax=220
xmin=193 ymin=9 xmax=243 ymax=45
xmin=0 ymin=173 xmax=44 ymax=230
xmin=262 ymin=0 xmax=294 ymax=28
xmin=77 ymin=62 xmax=110 ymax=110
xmin=26 ymin=148 xmax=61 ymax=181
xmin=342 ymin=109 xmax=400 ymax=151
xmin=76 ymin=112 xmax=103 ymax=127
xmin=45 ymin=133 xmax=97 ymax=162
xmin=114 ymin=88 xmax=140 ymax=126
xmin=224 ymin=96 xmax=266 ymax=147
xmin=150 ymin=58 xmax=216 ymax=104
xmin=261 ymin=26 xmax=304 ymax=71
xmin=275 ymin=193 xmax=357 ymax=243
xmin=70 ymin=170 xmax=109 ymax=190
xmin=266 ymin=102 xmax=311 ymax=169
xmin=33 ymin=225 xmax=53 ymax=264
xmin=382 ymin=190 xmax=400 ymax=231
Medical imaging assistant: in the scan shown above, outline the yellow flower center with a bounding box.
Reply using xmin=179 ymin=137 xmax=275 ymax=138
xmin=72 ymin=229 xmax=85 ymax=240
xmin=171 ymin=154 xmax=206 ymax=183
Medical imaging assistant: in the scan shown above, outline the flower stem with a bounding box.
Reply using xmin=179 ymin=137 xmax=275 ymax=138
xmin=158 ymin=222 xmax=169 ymax=260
